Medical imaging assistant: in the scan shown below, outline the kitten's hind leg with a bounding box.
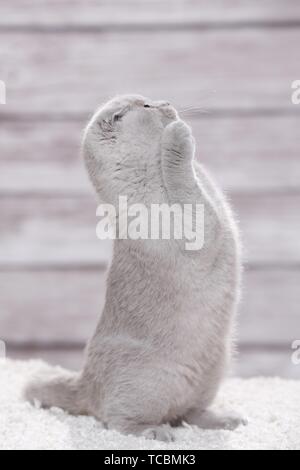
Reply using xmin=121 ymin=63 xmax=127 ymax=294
xmin=185 ymin=408 xmax=248 ymax=431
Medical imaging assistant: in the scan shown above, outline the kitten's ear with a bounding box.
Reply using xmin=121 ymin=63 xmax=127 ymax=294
xmin=112 ymin=106 xmax=130 ymax=123
xmin=112 ymin=112 xmax=123 ymax=123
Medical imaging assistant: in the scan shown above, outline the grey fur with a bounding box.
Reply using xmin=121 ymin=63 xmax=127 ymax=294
xmin=24 ymin=95 xmax=246 ymax=441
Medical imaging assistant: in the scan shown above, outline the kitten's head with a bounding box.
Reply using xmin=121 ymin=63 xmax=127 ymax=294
xmin=83 ymin=95 xmax=178 ymax=202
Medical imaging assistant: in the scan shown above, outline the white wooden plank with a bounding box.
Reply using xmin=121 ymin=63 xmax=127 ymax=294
xmin=0 ymin=162 xmax=91 ymax=196
xmin=0 ymin=194 xmax=298 ymax=266
xmin=1 ymin=30 xmax=299 ymax=114
xmin=0 ymin=269 xmax=299 ymax=346
xmin=1 ymin=0 xmax=300 ymax=27
xmin=194 ymin=116 xmax=300 ymax=194
xmin=1 ymin=117 xmax=300 ymax=194
xmin=0 ymin=270 xmax=107 ymax=344
xmin=240 ymin=270 xmax=300 ymax=346
xmin=236 ymin=349 xmax=300 ymax=379
xmin=0 ymin=197 xmax=112 ymax=267
xmin=8 ymin=348 xmax=85 ymax=372
xmin=7 ymin=348 xmax=300 ymax=379
xmin=235 ymin=194 xmax=300 ymax=266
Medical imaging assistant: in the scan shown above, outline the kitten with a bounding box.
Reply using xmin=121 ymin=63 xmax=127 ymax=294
xmin=24 ymin=95 xmax=247 ymax=441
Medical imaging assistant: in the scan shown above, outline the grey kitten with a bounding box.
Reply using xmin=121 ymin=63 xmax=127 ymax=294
xmin=24 ymin=95 xmax=247 ymax=441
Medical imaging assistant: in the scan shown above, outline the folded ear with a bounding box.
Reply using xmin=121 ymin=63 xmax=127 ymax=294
xmin=112 ymin=106 xmax=130 ymax=123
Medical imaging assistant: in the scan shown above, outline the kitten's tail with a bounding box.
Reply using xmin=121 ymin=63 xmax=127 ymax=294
xmin=24 ymin=368 xmax=86 ymax=416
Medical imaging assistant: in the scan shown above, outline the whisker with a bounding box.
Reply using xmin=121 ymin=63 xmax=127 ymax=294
xmin=180 ymin=108 xmax=212 ymax=116
xmin=179 ymin=107 xmax=202 ymax=112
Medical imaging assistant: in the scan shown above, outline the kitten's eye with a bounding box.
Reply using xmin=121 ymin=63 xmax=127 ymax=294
xmin=144 ymin=104 xmax=151 ymax=109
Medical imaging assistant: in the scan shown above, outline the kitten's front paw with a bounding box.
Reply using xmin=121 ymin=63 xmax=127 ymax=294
xmin=164 ymin=120 xmax=193 ymax=144
xmin=163 ymin=120 xmax=195 ymax=159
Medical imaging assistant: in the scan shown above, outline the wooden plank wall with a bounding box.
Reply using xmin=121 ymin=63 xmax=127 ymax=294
xmin=0 ymin=0 xmax=299 ymax=378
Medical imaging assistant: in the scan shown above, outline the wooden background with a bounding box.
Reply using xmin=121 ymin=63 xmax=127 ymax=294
xmin=0 ymin=0 xmax=299 ymax=378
